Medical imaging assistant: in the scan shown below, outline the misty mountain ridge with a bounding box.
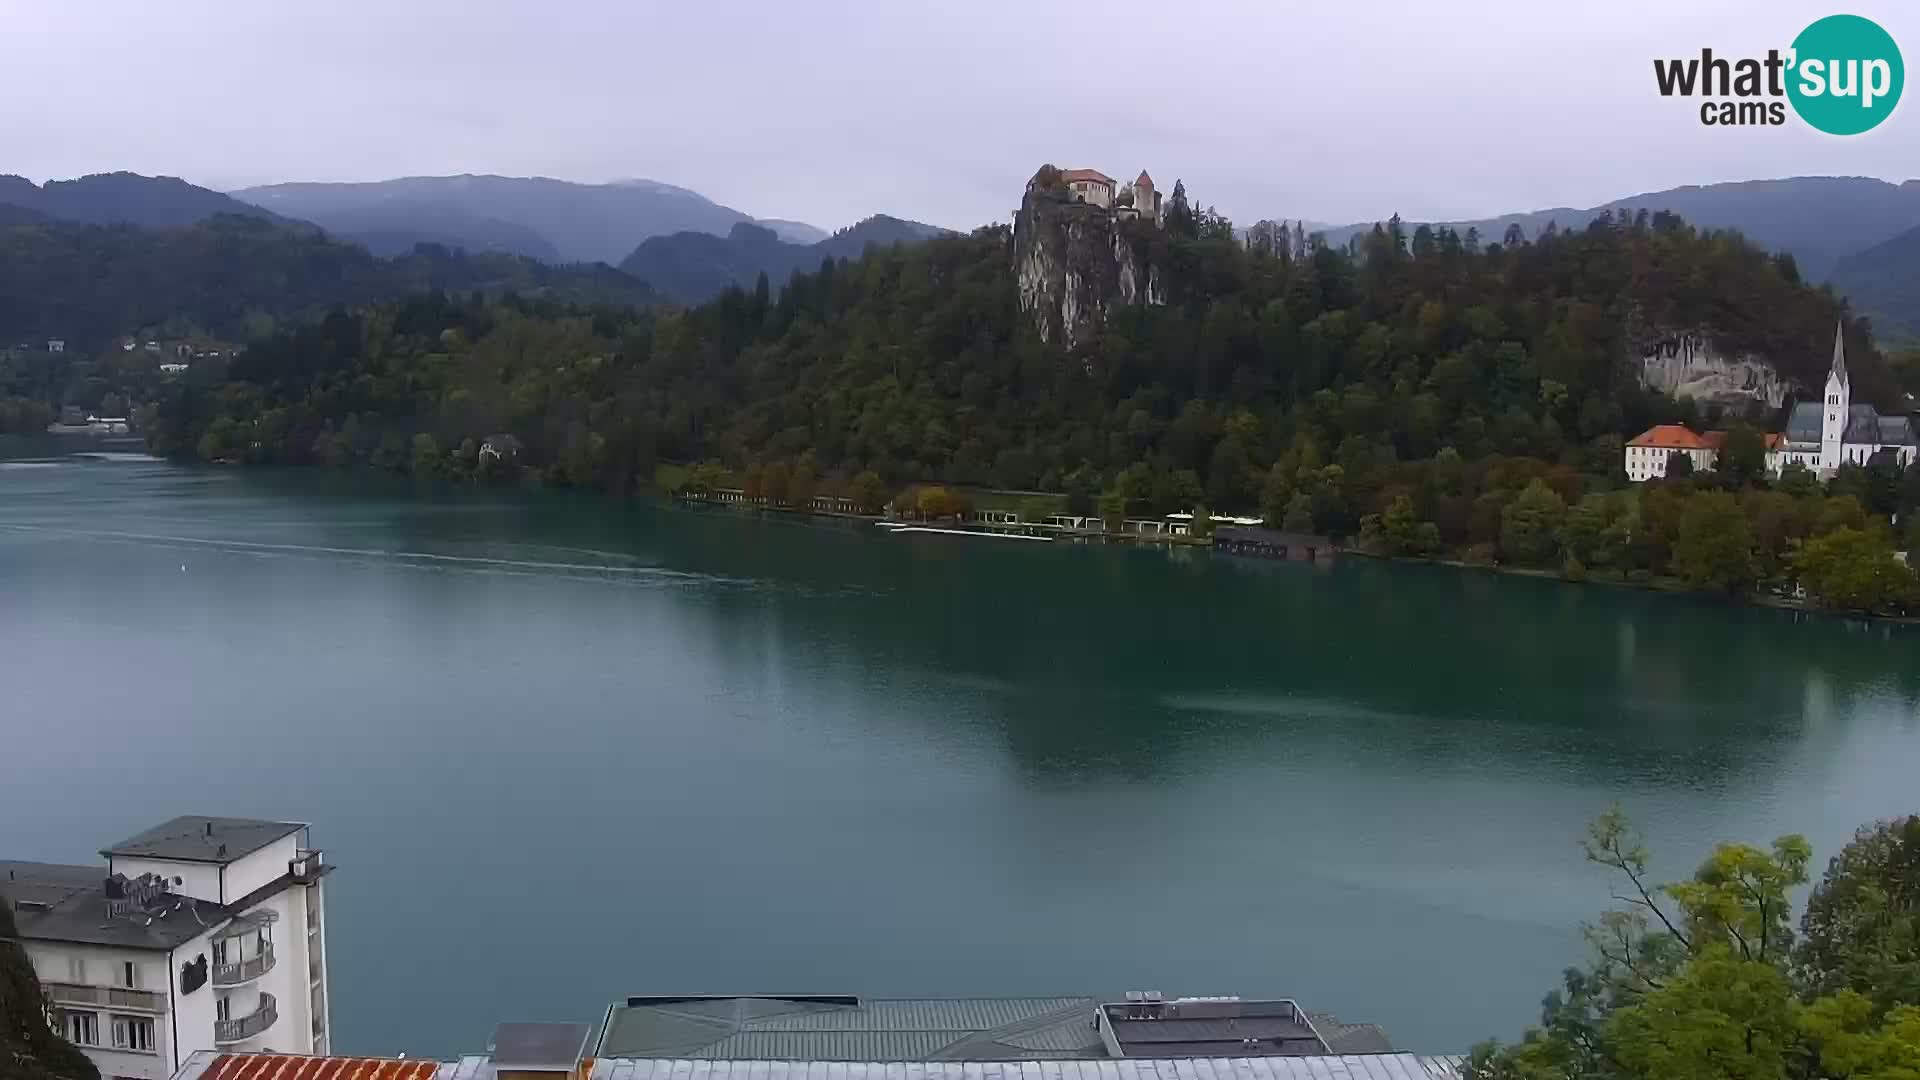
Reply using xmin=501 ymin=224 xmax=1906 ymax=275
xmin=1830 ymin=223 xmax=1920 ymax=344
xmin=619 ymin=215 xmax=951 ymax=303
xmin=232 ymin=174 xmax=824 ymax=265
xmin=1320 ymin=176 xmax=1920 ymax=283
xmin=0 ymin=171 xmax=289 ymax=228
xmin=5 ymin=170 xmax=1920 ymax=342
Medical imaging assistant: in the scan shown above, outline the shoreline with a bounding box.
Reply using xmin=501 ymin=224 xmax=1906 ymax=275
xmin=680 ymin=488 xmax=1916 ymax=626
xmin=1342 ymin=547 xmax=1920 ymax=627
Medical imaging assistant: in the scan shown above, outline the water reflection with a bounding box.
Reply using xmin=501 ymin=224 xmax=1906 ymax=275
xmin=2 ymin=453 xmax=1916 ymax=1060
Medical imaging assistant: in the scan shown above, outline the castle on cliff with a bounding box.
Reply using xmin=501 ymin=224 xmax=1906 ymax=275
xmin=1056 ymin=168 xmax=1162 ymax=225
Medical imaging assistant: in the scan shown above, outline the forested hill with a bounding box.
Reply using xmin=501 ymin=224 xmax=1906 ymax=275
xmin=0 ymin=171 xmax=289 ymax=229
xmin=0 ymin=214 xmax=654 ymax=347
xmin=1830 ymin=223 xmax=1920 ymax=344
xmin=152 ymin=206 xmax=1891 ymax=520
xmin=618 ymin=214 xmax=949 ymax=303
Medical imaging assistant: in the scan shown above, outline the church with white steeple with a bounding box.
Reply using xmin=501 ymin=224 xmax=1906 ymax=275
xmin=1767 ymin=323 xmax=1917 ymax=477
xmin=1626 ymin=324 xmax=1916 ymax=482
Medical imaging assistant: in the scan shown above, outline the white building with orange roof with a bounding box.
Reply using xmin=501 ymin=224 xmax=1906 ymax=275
xmin=1624 ymin=424 xmax=1719 ymax=481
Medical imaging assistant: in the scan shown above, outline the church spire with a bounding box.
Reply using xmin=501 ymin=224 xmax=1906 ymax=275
xmin=1830 ymin=321 xmax=1849 ymax=389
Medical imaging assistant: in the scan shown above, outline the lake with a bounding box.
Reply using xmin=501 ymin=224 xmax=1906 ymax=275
xmin=3 ymin=445 xmax=1917 ymax=1060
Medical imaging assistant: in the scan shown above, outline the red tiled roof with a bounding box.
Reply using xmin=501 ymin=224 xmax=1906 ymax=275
xmin=1135 ymin=171 xmax=1154 ymax=189
xmin=1699 ymin=430 xmax=1727 ymax=450
xmin=1061 ymin=168 xmax=1114 ymax=186
xmin=201 ymin=1054 xmax=441 ymax=1080
xmin=1627 ymin=424 xmax=1713 ymax=449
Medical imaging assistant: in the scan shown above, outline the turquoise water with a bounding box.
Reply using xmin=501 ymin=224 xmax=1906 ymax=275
xmin=2 ymin=446 xmax=1916 ymax=1058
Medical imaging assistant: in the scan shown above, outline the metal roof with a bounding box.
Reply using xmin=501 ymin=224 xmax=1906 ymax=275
xmin=181 ymin=1054 xmax=1463 ymax=1080
xmin=106 ymin=816 xmax=305 ymax=864
xmin=493 ymin=1022 xmax=596 ymax=1069
xmin=599 ymin=998 xmax=1106 ymax=1062
xmin=578 ymin=1057 xmax=1465 ymax=1080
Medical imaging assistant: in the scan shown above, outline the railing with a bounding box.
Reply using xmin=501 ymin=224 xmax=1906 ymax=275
xmin=212 ymin=941 xmax=275 ymax=986
xmin=214 ymin=992 xmax=277 ymax=1044
xmin=290 ymin=849 xmax=324 ymax=884
xmin=43 ymin=982 xmax=167 ymax=1014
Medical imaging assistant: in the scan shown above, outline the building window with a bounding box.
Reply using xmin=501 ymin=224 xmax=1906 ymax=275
xmin=212 ymin=940 xmax=228 ymax=967
xmin=66 ymin=956 xmax=86 ymax=984
xmin=58 ymin=1010 xmax=99 ymax=1046
xmin=117 ymin=961 xmax=138 ymax=989
xmin=111 ymin=1015 xmax=154 ymax=1053
xmin=216 ymin=996 xmax=231 ymax=1023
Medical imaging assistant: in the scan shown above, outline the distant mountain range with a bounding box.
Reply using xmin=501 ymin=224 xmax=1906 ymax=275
xmin=0 ymin=214 xmax=655 ymax=348
xmin=231 ymin=174 xmax=817 ymax=265
xmin=1313 ymin=176 xmax=1920 ymax=343
xmin=5 ymin=170 xmax=1920 ymax=340
xmin=620 ymin=216 xmax=951 ymax=303
xmin=0 ymin=172 xmax=288 ymax=228
xmin=1829 ymin=224 xmax=1920 ymax=343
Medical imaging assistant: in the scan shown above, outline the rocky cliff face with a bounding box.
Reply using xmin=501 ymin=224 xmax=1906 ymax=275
xmin=1637 ymin=331 xmax=1790 ymax=409
xmin=1013 ymin=188 xmax=1163 ymax=349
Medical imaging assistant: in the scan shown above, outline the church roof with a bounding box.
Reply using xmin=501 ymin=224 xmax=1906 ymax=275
xmin=1878 ymin=414 xmax=1917 ymax=446
xmin=1061 ymin=168 xmax=1114 ymax=186
xmin=1830 ymin=322 xmax=1849 ymax=389
xmin=1136 ymin=171 xmax=1155 ymax=189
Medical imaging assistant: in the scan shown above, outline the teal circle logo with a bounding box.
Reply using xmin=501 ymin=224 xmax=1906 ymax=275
xmin=1788 ymin=15 xmax=1903 ymax=135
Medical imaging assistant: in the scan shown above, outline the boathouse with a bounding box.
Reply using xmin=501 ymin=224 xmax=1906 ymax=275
xmin=1213 ymin=526 xmax=1335 ymax=562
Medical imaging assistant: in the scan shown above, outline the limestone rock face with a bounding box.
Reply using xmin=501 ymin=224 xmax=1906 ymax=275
xmin=1013 ymin=186 xmax=1162 ymax=349
xmin=1637 ymin=331 xmax=1790 ymax=409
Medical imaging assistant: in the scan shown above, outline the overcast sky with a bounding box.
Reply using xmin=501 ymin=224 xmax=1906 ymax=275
xmin=3 ymin=0 xmax=1917 ymax=232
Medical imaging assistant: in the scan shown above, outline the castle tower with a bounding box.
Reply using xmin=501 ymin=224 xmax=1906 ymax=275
xmin=1133 ymin=172 xmax=1160 ymax=225
xmin=1820 ymin=321 xmax=1849 ymax=473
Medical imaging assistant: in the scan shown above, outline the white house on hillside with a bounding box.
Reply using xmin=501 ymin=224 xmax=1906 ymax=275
xmin=1 ymin=817 xmax=334 ymax=1079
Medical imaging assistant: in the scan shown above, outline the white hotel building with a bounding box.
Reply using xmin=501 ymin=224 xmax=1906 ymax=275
xmin=2 ymin=816 xmax=333 ymax=1079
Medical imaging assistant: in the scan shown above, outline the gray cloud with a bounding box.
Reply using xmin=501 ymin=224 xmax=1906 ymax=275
xmin=2 ymin=0 xmax=1916 ymax=232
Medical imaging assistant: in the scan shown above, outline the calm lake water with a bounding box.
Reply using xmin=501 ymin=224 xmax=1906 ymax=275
xmin=4 ymin=445 xmax=1918 ymax=1059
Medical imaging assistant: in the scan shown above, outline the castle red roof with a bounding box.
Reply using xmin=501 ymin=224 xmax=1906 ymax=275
xmin=1061 ymin=168 xmax=1114 ymax=186
xmin=1136 ymin=171 xmax=1155 ymax=189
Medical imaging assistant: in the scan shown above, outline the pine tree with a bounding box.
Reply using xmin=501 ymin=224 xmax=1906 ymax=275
xmin=0 ymin=904 xmax=100 ymax=1080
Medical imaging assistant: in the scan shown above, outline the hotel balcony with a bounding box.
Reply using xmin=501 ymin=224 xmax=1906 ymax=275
xmin=43 ymin=981 xmax=168 ymax=1014
xmin=214 ymin=992 xmax=277 ymax=1044
xmin=212 ymin=940 xmax=275 ymax=986
xmin=290 ymin=848 xmax=324 ymax=884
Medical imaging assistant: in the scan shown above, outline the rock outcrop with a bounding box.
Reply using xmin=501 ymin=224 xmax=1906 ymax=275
xmin=1013 ymin=170 xmax=1163 ymax=349
xmin=1637 ymin=331 xmax=1790 ymax=409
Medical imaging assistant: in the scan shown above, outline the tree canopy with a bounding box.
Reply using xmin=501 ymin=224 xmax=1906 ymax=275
xmin=0 ymin=905 xmax=100 ymax=1080
xmin=1467 ymin=811 xmax=1920 ymax=1080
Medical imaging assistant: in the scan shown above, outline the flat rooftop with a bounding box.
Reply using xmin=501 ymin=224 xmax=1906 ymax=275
xmin=492 ymin=1022 xmax=595 ymax=1070
xmin=1100 ymin=998 xmax=1327 ymax=1057
xmin=1 ymin=859 xmax=234 ymax=950
xmin=105 ymin=815 xmax=305 ymax=864
xmin=597 ymin=996 xmax=1389 ymax=1061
